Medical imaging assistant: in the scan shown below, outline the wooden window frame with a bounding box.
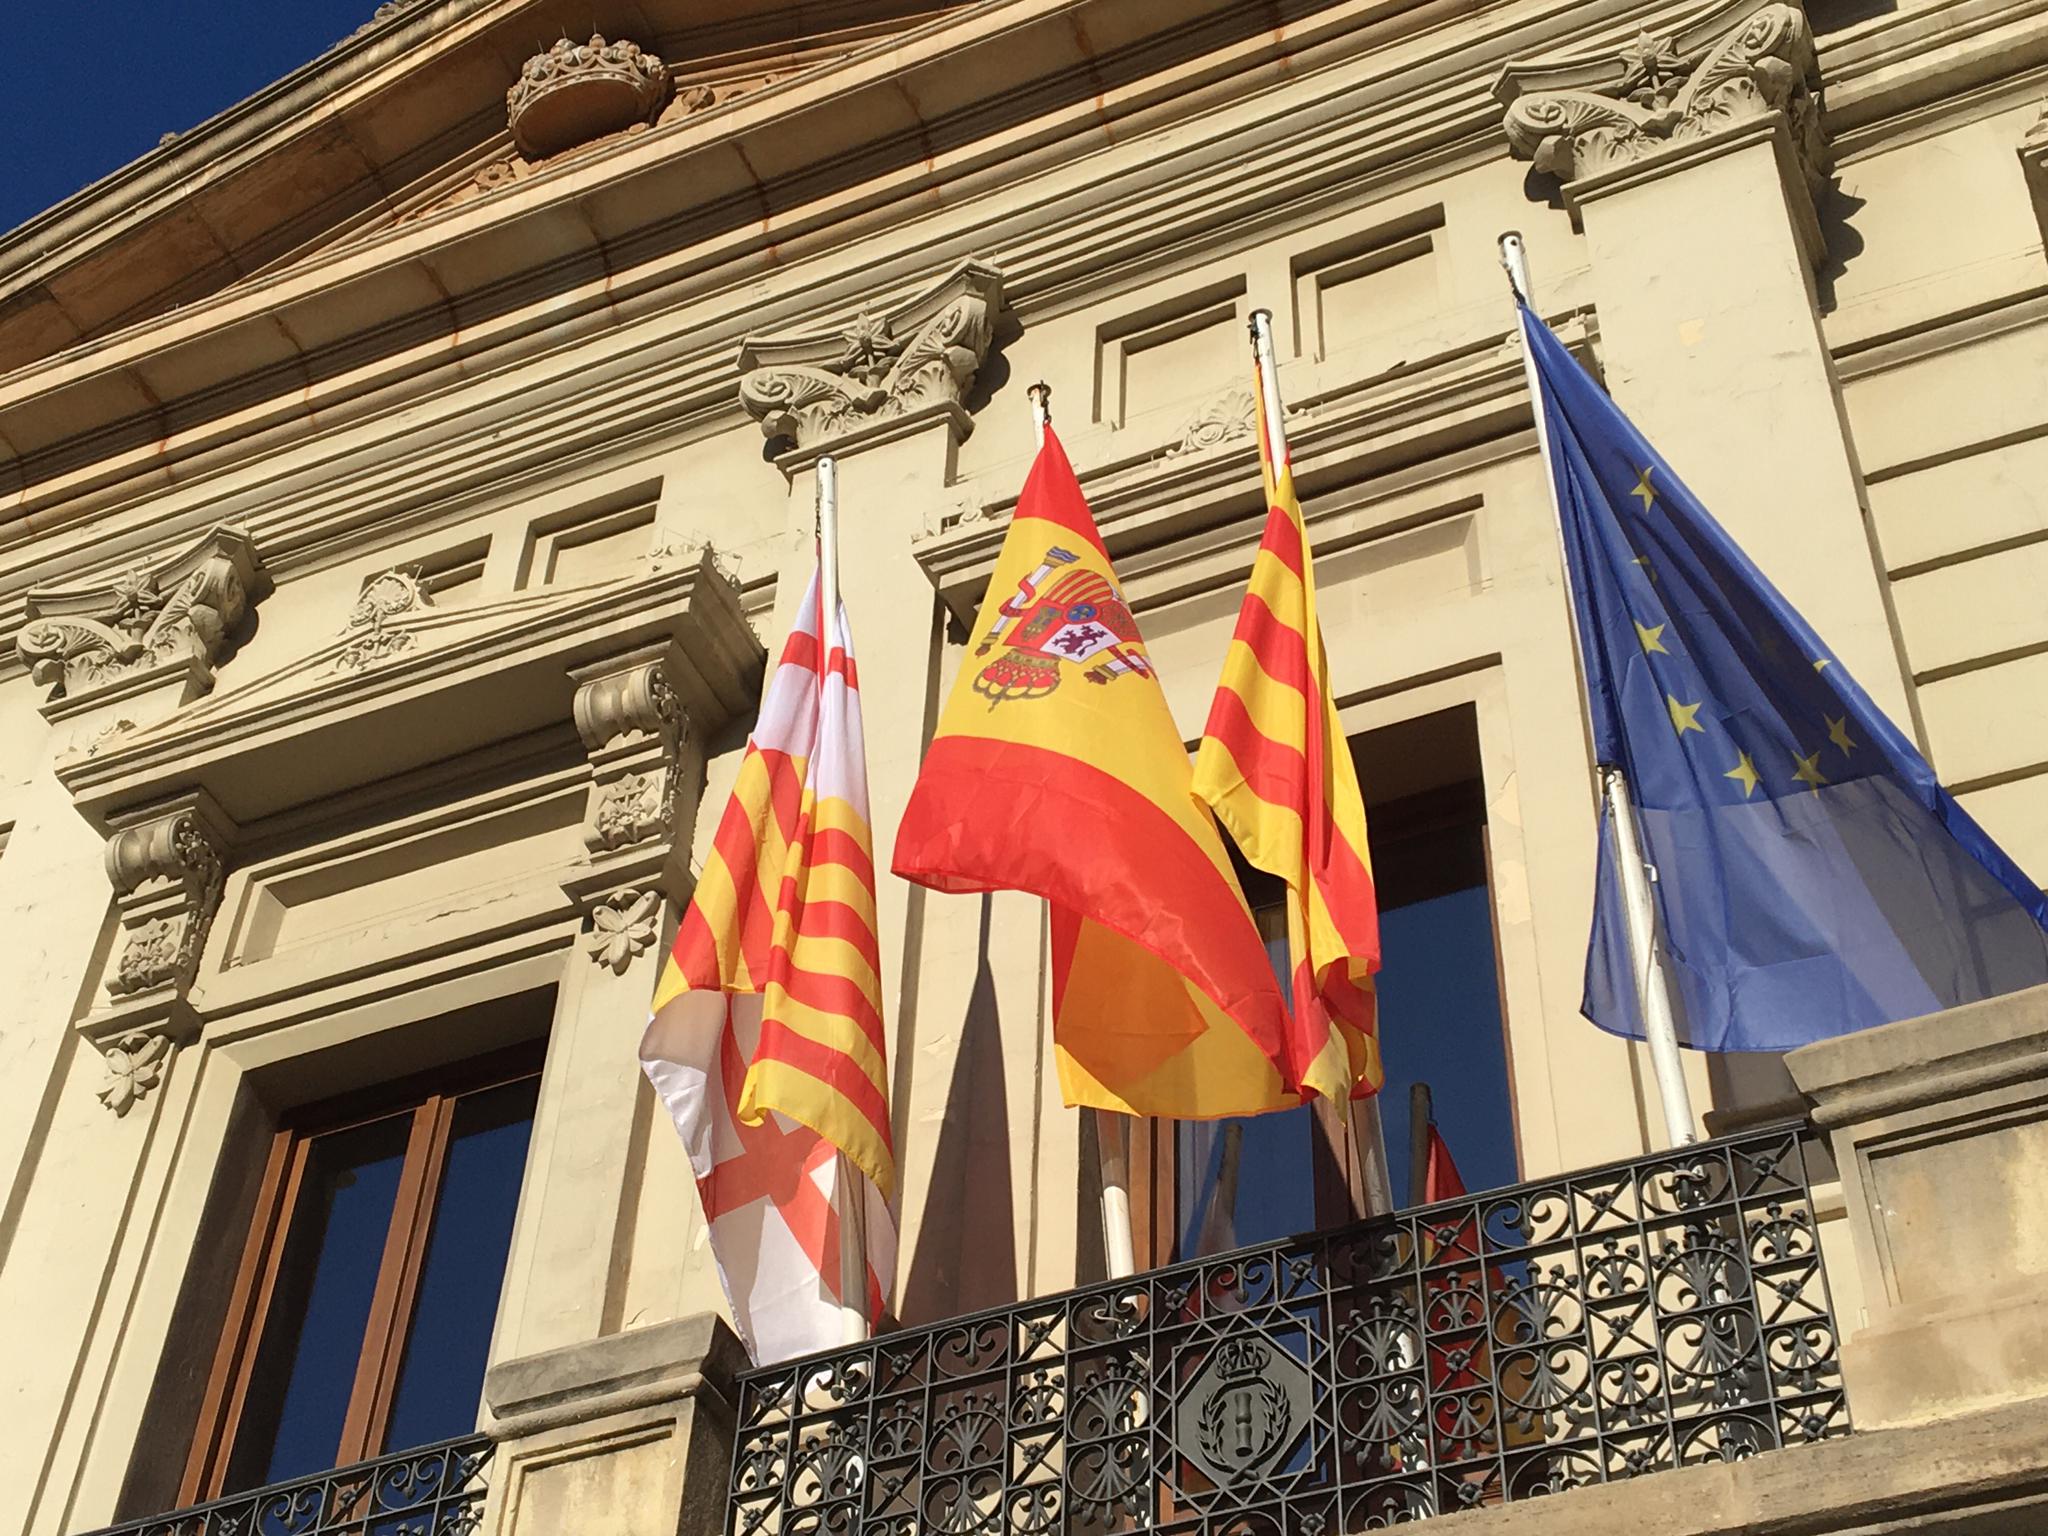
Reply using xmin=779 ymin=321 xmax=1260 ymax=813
xmin=180 ymin=1043 xmax=542 ymax=1502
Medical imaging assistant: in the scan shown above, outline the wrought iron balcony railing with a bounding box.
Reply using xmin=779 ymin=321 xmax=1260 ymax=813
xmin=78 ymin=1434 xmax=491 ymax=1536
xmin=728 ymin=1124 xmax=1848 ymax=1535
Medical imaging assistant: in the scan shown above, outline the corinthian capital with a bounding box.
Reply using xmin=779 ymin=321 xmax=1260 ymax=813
xmin=737 ymin=260 xmax=1003 ymax=456
xmin=1495 ymin=3 xmax=1826 ymax=196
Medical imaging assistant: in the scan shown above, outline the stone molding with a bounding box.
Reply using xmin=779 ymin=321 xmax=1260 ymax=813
xmin=507 ymin=35 xmax=671 ymax=161
xmin=737 ymin=260 xmax=1003 ymax=455
xmin=1495 ymin=3 xmax=1827 ymax=201
xmin=78 ymin=789 xmax=237 ymax=1115
xmin=17 ymin=525 xmax=268 ymax=716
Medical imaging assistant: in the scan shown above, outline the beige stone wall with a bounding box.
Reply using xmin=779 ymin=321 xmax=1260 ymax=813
xmin=0 ymin=0 xmax=2043 ymax=1531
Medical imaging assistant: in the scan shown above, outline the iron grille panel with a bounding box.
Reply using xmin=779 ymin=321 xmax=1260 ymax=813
xmin=728 ymin=1125 xmax=1848 ymax=1534
xmin=77 ymin=1435 xmax=492 ymax=1536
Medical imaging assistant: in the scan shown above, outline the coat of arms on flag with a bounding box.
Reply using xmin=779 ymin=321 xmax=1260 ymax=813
xmin=972 ymin=546 xmax=1154 ymax=704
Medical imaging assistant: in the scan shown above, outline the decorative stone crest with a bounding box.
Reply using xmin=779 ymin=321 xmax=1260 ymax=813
xmin=508 ymin=35 xmax=671 ymax=160
xmin=1164 ymin=386 xmax=1257 ymax=458
xmin=333 ymin=568 xmax=432 ymax=673
xmin=737 ymin=260 xmax=1004 ymax=454
xmin=18 ymin=525 xmax=266 ymax=711
xmin=1496 ymin=3 xmax=1826 ymax=197
xmin=97 ymin=1031 xmax=173 ymax=1117
xmin=584 ymin=888 xmax=661 ymax=974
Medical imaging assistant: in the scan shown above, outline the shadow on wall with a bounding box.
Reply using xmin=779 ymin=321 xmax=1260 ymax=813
xmin=899 ymin=894 xmax=1019 ymax=1324
xmin=1807 ymin=0 xmax=1898 ymax=33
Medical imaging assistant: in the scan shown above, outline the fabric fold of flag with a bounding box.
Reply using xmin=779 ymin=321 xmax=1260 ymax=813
xmin=639 ymin=569 xmax=897 ymax=1364
xmin=1519 ymin=301 xmax=2048 ymax=1051
xmin=893 ymin=428 xmax=1298 ymax=1119
xmin=1193 ymin=375 xmax=1382 ymax=1103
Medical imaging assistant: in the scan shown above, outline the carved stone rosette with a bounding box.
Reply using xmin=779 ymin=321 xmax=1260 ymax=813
xmin=333 ymin=568 xmax=433 ymax=674
xmin=79 ymin=791 xmax=236 ymax=1115
xmin=1495 ymin=3 xmax=1827 ymax=198
xmin=18 ymin=525 xmax=268 ymax=715
xmin=508 ymin=34 xmax=671 ymax=160
xmin=564 ymin=643 xmax=704 ymax=965
xmin=737 ymin=260 xmax=1004 ymax=455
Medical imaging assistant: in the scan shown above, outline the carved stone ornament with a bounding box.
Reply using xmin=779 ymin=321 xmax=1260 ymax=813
xmin=508 ymin=34 xmax=671 ymax=160
xmin=2020 ymin=102 xmax=2048 ymax=251
xmin=737 ymin=260 xmax=1004 ymax=453
xmin=1165 ymin=386 xmax=1258 ymax=458
xmin=585 ymin=888 xmax=661 ymax=974
xmin=1496 ymin=3 xmax=1827 ymax=196
xmin=572 ymin=648 xmax=688 ymax=861
xmin=102 ymin=802 xmax=229 ymax=1002
xmin=333 ymin=568 xmax=433 ymax=673
xmin=97 ymin=1031 xmax=174 ymax=1117
xmin=18 ymin=525 xmax=266 ymax=708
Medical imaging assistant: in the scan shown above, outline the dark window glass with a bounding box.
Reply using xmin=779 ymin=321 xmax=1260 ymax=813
xmin=1169 ymin=704 xmax=1518 ymax=1254
xmin=1376 ymin=881 xmax=1516 ymax=1204
xmin=227 ymin=1115 xmax=411 ymax=1489
xmin=199 ymin=1044 xmax=544 ymax=1500
xmin=381 ymin=1077 xmax=540 ymax=1451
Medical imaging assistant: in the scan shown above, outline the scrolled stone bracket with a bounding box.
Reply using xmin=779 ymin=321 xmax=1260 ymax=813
xmin=78 ymin=789 xmax=237 ymax=1115
xmin=562 ymin=642 xmax=705 ymax=949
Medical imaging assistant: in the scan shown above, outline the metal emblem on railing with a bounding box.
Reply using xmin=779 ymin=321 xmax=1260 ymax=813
xmin=726 ymin=1125 xmax=1850 ymax=1534
xmin=1183 ymin=1335 xmax=1311 ymax=1484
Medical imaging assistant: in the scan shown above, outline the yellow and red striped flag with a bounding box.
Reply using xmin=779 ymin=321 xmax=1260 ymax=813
xmin=1192 ymin=379 xmax=1382 ymax=1103
xmin=894 ymin=428 xmax=1299 ymax=1118
xmin=639 ymin=567 xmax=896 ymax=1363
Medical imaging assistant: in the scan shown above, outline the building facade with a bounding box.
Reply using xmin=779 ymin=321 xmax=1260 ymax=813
xmin=3 ymin=1 xmax=2048 ymax=1533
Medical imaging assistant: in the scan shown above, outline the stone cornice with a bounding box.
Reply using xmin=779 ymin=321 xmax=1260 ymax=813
xmin=54 ymin=552 xmax=764 ymax=833
xmin=0 ymin=0 xmax=1662 ymax=524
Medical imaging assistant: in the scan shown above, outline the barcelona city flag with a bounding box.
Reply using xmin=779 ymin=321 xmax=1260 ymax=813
xmin=1193 ymin=368 xmax=1382 ymax=1103
xmin=639 ymin=567 xmax=897 ymax=1364
xmin=1520 ymin=301 xmax=2048 ymax=1050
xmin=893 ymin=428 xmax=1299 ymax=1117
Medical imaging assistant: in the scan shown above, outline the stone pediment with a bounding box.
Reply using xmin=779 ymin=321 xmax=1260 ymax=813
xmin=54 ymin=552 xmax=764 ymax=834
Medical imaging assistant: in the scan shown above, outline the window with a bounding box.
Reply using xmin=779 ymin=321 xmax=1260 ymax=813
xmin=1159 ymin=705 xmax=1517 ymax=1262
xmin=183 ymin=1047 xmax=541 ymax=1498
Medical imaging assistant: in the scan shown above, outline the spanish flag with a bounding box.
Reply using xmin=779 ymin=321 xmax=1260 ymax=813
xmin=1192 ymin=375 xmax=1381 ymax=1102
xmin=894 ymin=429 xmax=1296 ymax=1118
xmin=640 ymin=568 xmax=896 ymax=1363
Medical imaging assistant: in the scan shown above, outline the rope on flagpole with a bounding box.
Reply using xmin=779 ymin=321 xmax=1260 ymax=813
xmin=816 ymin=456 xmax=875 ymax=1340
xmin=1246 ymin=308 xmax=1400 ymax=1212
xmin=1498 ymin=232 xmax=1698 ymax=1149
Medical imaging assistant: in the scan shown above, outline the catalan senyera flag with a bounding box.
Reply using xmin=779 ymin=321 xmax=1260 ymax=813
xmin=1192 ymin=377 xmax=1382 ymax=1103
xmin=639 ymin=568 xmax=897 ymax=1364
xmin=893 ymin=428 xmax=1298 ymax=1118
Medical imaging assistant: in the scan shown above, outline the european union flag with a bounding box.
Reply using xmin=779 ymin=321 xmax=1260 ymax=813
xmin=1520 ymin=303 xmax=2048 ymax=1051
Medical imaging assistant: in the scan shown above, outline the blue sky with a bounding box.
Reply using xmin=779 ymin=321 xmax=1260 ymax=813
xmin=3 ymin=1 xmax=381 ymax=236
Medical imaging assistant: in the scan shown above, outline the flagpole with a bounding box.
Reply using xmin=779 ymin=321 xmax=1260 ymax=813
xmin=815 ymin=455 xmax=874 ymax=1341
xmin=1023 ymin=382 xmax=1139 ymax=1279
xmin=1248 ymin=307 xmax=1401 ymax=1206
xmin=1497 ymin=232 xmax=1698 ymax=1149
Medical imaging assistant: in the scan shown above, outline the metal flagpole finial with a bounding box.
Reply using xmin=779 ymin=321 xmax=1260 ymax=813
xmin=1498 ymin=231 xmax=1530 ymax=304
xmin=1026 ymin=382 xmax=1052 ymax=447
